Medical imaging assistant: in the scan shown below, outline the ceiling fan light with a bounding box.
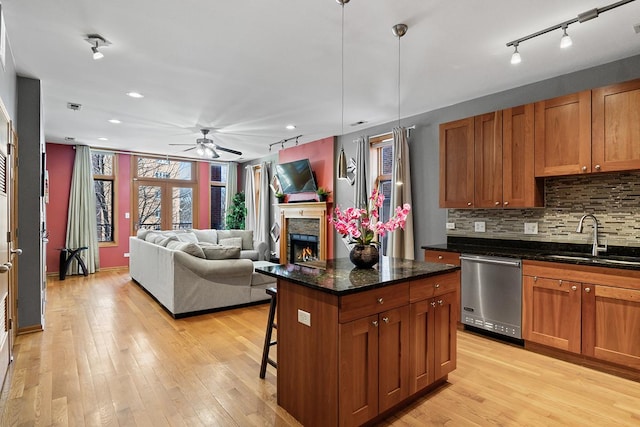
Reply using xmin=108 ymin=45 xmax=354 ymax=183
xmin=196 ymin=144 xmax=205 ymax=156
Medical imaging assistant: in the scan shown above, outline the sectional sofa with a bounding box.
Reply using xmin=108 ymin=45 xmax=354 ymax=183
xmin=129 ymin=228 xmax=274 ymax=317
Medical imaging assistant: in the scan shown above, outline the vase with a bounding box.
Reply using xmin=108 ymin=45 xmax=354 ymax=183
xmin=349 ymin=244 xmax=379 ymax=269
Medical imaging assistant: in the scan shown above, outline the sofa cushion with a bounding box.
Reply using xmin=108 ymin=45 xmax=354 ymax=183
xmin=165 ymin=240 xmax=206 ymax=258
xmin=176 ymin=232 xmax=198 ymax=244
xmin=158 ymin=235 xmax=179 ymax=247
xmin=145 ymin=232 xmax=160 ymax=243
xmin=239 ymin=250 xmax=260 ymax=261
xmin=201 ymin=245 xmax=241 ymax=260
xmin=191 ymin=229 xmax=218 ymax=244
xmin=137 ymin=228 xmax=151 ymax=240
xmin=219 ymin=237 xmax=243 ymax=249
xmin=217 ymin=230 xmax=253 ymax=250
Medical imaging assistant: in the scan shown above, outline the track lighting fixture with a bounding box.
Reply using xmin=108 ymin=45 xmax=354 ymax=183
xmin=267 ymin=135 xmax=303 ymax=152
xmin=511 ymin=43 xmax=522 ymax=65
xmin=505 ymin=0 xmax=635 ymax=63
xmin=85 ymin=34 xmax=110 ymax=60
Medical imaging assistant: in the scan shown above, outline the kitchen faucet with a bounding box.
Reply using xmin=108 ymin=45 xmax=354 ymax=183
xmin=576 ymin=214 xmax=607 ymax=256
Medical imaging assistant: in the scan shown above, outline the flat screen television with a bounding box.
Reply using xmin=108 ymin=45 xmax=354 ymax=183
xmin=275 ymin=159 xmax=318 ymax=194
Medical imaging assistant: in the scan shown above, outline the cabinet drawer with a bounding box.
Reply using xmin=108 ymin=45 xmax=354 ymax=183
xmin=424 ymin=250 xmax=460 ymax=266
xmin=410 ymin=272 xmax=459 ymax=303
xmin=339 ymin=283 xmax=409 ymax=323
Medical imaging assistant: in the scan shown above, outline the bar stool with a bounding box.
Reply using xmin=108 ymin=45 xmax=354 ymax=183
xmin=260 ymin=287 xmax=278 ymax=379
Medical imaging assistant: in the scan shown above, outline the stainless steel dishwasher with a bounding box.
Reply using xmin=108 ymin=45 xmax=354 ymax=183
xmin=460 ymin=254 xmax=522 ymax=339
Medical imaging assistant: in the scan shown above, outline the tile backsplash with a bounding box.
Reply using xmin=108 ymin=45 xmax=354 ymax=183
xmin=446 ymin=171 xmax=640 ymax=247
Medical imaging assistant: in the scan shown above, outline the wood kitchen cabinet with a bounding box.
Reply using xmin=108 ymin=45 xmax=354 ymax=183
xmin=523 ymin=261 xmax=640 ymax=372
xmin=409 ymin=272 xmax=458 ymax=393
xmin=439 ymin=117 xmax=474 ymax=208
xmin=534 ymin=90 xmax=592 ymax=176
xmin=424 ymin=250 xmax=460 ymax=266
xmin=474 ymin=112 xmax=502 ymax=208
xmin=592 ymin=78 xmax=640 ymax=172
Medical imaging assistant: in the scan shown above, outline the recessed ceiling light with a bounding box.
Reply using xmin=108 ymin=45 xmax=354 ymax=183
xmin=64 ymin=137 xmax=75 ymax=142
xmin=126 ymin=92 xmax=144 ymax=98
xmin=286 ymin=124 xmax=296 ymax=130
xmin=108 ymin=119 xmax=121 ymax=124
xmin=98 ymin=137 xmax=108 ymax=141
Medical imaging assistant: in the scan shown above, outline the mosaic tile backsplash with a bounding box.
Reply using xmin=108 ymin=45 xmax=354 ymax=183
xmin=446 ymin=171 xmax=640 ymax=247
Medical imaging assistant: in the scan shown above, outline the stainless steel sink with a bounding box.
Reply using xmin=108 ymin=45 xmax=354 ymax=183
xmin=544 ymin=254 xmax=640 ymax=267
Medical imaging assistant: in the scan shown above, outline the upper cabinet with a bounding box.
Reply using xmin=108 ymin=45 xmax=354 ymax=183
xmin=592 ymin=79 xmax=640 ymax=172
xmin=534 ymin=91 xmax=592 ymax=177
xmin=474 ymin=112 xmax=503 ymax=208
xmin=439 ymin=118 xmax=474 ymax=208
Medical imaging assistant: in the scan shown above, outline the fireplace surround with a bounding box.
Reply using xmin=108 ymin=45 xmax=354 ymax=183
xmin=278 ymin=202 xmax=328 ymax=264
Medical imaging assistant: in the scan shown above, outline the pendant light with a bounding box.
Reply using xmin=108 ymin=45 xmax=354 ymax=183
xmin=392 ymin=24 xmax=408 ymax=186
xmin=336 ymin=0 xmax=350 ymax=181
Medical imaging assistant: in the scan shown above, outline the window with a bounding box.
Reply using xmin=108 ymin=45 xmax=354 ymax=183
xmin=370 ymin=134 xmax=394 ymax=255
xmin=210 ymin=163 xmax=228 ymax=229
xmin=92 ymin=151 xmax=116 ymax=243
xmin=133 ymin=156 xmax=198 ymax=231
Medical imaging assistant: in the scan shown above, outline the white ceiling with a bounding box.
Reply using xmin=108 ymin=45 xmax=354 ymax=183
xmin=3 ymin=0 xmax=640 ymax=161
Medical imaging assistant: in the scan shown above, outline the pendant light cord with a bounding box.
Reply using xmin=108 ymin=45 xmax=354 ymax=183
xmin=397 ymin=34 xmax=401 ymax=128
xmin=341 ymin=3 xmax=345 ymax=137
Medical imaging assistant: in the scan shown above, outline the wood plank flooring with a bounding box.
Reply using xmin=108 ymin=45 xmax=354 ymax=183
xmin=1 ymin=270 xmax=639 ymax=426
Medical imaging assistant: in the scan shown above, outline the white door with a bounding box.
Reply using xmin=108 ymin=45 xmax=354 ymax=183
xmin=0 ymin=101 xmax=11 ymax=390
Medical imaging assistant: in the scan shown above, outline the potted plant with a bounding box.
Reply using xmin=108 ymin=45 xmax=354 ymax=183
xmin=275 ymin=192 xmax=286 ymax=203
xmin=316 ymin=187 xmax=331 ymax=202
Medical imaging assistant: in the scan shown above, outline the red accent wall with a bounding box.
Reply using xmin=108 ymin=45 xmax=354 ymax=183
xmin=45 ymin=143 xmax=212 ymax=273
xmin=278 ymin=136 xmax=335 ymax=258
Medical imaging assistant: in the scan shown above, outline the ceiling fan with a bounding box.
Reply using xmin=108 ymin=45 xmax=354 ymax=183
xmin=169 ymin=129 xmax=243 ymax=158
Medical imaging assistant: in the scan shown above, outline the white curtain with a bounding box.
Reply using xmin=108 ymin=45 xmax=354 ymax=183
xmin=244 ymin=166 xmax=256 ymax=231
xmin=66 ymin=145 xmax=100 ymax=274
xmin=225 ymin=162 xmax=237 ymax=222
xmin=387 ymin=127 xmax=414 ymax=259
xmin=354 ymin=136 xmax=369 ymax=209
xmin=255 ymin=162 xmax=270 ymax=242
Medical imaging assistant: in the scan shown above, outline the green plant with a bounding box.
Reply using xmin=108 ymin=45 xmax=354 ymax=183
xmin=275 ymin=191 xmax=285 ymax=199
xmin=225 ymin=192 xmax=246 ymax=230
xmin=316 ymin=187 xmax=331 ymax=196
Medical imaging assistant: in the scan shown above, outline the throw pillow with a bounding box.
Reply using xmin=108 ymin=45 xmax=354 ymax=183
xmin=137 ymin=229 xmax=151 ymax=240
xmin=166 ymin=240 xmax=184 ymax=251
xmin=217 ymin=230 xmax=253 ymax=250
xmin=190 ymin=229 xmax=218 ymax=244
xmin=201 ymin=245 xmax=241 ymax=260
xmin=219 ymin=237 xmax=243 ymax=249
xmin=145 ymin=232 xmax=160 ymax=243
xmin=176 ymin=232 xmax=198 ymax=244
xmin=158 ymin=235 xmax=179 ymax=247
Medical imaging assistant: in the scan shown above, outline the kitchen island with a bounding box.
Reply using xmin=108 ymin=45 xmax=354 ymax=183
xmin=256 ymin=257 xmax=460 ymax=427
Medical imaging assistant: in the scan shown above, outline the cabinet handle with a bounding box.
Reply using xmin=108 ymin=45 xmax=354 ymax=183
xmin=382 ymin=317 xmax=389 ymax=324
xmin=495 ymin=201 xmax=500 ymax=206
xmin=438 ymin=300 xmax=444 ymax=306
xmin=377 ymin=297 xmax=384 ymax=304
xmin=434 ymin=283 xmax=440 ymax=289
xmin=559 ymin=280 xmax=563 ymax=286
xmin=595 ymin=164 xmax=601 ymax=171
xmin=571 ymin=285 xmax=577 ymax=291
xmin=503 ymin=201 xmax=509 ymax=206
xmin=582 ymin=166 xmax=588 ymax=172
xmin=372 ymin=320 xmax=379 ymax=327
xmin=585 ymin=287 xmax=591 ymax=293
xmin=438 ymin=255 xmax=443 ymax=260
xmin=533 ymin=276 xmax=538 ymax=282
xmin=430 ymin=301 xmax=437 ymax=307
xmin=467 ymin=202 xmax=472 ymax=207
xmin=0 ymin=264 xmax=9 ymax=273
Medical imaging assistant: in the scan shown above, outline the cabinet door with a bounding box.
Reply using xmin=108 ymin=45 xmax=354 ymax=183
xmin=534 ymin=91 xmax=591 ymax=177
xmin=474 ymin=112 xmax=503 ymax=208
xmin=503 ymin=104 xmax=543 ymax=208
xmin=378 ymin=306 xmax=410 ymax=413
xmin=433 ymin=291 xmax=457 ymax=380
xmin=582 ymin=285 xmax=640 ymax=370
xmin=339 ymin=315 xmax=379 ymax=427
xmin=522 ymin=275 xmax=582 ymax=353
xmin=592 ymin=79 xmax=640 ymax=172
xmin=424 ymin=250 xmax=460 ymax=266
xmin=409 ymin=299 xmax=435 ymax=393
xmin=439 ymin=118 xmax=474 ymax=208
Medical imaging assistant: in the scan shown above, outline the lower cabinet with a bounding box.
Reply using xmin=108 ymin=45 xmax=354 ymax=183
xmin=339 ymin=306 xmax=410 ymax=427
xmin=523 ymin=261 xmax=640 ymax=371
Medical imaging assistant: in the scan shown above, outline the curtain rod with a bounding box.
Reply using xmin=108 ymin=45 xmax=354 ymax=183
xmin=367 ymin=125 xmax=415 ymax=141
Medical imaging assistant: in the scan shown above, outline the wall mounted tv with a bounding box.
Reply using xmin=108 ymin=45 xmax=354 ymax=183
xmin=275 ymin=159 xmax=318 ymax=194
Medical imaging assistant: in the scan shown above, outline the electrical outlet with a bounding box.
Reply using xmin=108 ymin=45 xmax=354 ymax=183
xmin=474 ymin=221 xmax=486 ymax=232
xmin=125 ymin=212 xmax=130 ymax=219
xmin=446 ymin=222 xmax=455 ymax=230
xmin=524 ymin=222 xmax=538 ymax=235
xmin=124 ymin=252 xmax=130 ymax=258
xmin=297 ymin=309 xmax=311 ymax=327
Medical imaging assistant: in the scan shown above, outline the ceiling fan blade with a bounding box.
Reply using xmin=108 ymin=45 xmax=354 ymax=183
xmin=182 ymin=146 xmax=197 ymax=152
xmin=169 ymin=143 xmax=196 ymax=146
xmin=215 ymin=146 xmax=243 ymax=156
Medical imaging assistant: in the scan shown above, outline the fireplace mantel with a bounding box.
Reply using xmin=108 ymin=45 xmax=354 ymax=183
xmin=278 ymin=202 xmax=328 ymax=263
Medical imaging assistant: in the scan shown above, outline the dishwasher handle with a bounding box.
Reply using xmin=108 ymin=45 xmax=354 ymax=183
xmin=459 ymin=255 xmax=521 ymax=268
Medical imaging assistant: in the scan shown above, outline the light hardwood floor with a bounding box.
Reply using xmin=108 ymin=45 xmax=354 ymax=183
xmin=1 ymin=270 xmax=639 ymax=426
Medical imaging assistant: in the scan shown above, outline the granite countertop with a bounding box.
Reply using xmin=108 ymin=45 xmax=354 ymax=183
xmin=422 ymin=237 xmax=640 ymax=271
xmin=255 ymin=257 xmax=459 ymax=295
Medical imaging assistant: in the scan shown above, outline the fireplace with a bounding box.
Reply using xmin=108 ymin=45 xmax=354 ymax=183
xmin=278 ymin=202 xmax=329 ymax=263
xmin=290 ymin=234 xmax=319 ymax=263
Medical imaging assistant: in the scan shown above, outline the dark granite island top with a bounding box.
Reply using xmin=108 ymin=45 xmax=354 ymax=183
xmin=255 ymin=256 xmax=459 ymax=295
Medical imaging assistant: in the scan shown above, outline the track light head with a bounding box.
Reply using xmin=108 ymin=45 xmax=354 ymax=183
xmin=560 ymin=26 xmax=573 ymax=48
xmin=85 ymin=34 xmax=110 ymax=60
xmin=511 ymin=43 xmax=522 ymax=65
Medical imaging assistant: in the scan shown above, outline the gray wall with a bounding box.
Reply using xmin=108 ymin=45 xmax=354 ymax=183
xmin=16 ymin=76 xmax=45 ymax=329
xmin=333 ymin=54 xmax=640 ymax=258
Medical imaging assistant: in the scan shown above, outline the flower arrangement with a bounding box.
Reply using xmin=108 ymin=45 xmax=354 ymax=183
xmin=329 ymin=188 xmax=411 ymax=246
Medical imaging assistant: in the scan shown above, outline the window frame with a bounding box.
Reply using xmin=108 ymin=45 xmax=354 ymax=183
xmin=92 ymin=150 xmax=117 ymax=247
xmin=369 ymin=133 xmax=394 ymax=255
xmin=209 ymin=162 xmax=228 ymax=229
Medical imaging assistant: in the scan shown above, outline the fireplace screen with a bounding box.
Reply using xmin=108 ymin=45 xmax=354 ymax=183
xmin=289 ymin=233 xmax=319 ymax=263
